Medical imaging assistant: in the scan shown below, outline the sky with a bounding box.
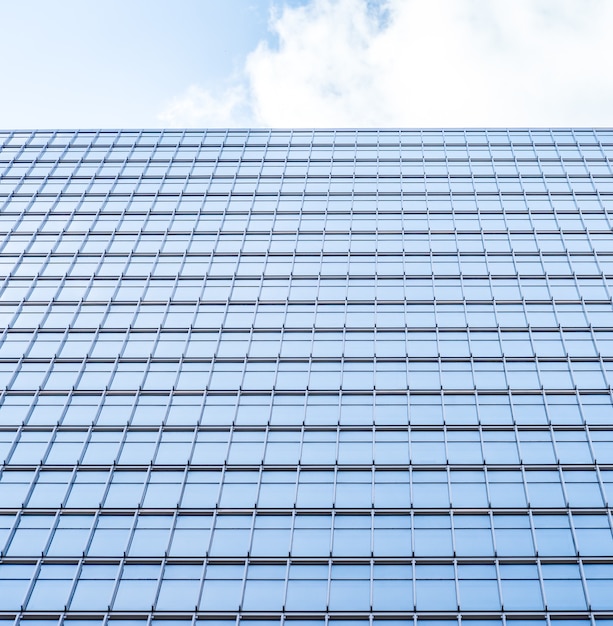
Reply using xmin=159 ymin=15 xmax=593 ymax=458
xmin=1 ymin=0 xmax=612 ymax=129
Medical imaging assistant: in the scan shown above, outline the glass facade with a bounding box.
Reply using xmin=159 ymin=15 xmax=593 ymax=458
xmin=1 ymin=128 xmax=613 ymax=625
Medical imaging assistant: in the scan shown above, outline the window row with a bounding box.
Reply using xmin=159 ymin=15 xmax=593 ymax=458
xmin=2 ymin=425 xmax=612 ymax=467
xmin=6 ymin=165 xmax=611 ymax=184
xmin=5 ymin=329 xmax=613 ymax=361
xmin=1 ymin=467 xmax=612 ymax=510
xmin=3 ymin=137 xmax=612 ymax=158
xmin=2 ymin=511 xmax=612 ymax=559
xmin=7 ymin=252 xmax=613 ymax=279
xmin=7 ymin=231 xmax=613 ymax=257
xmin=3 ymin=276 xmax=613 ymax=304
xmin=2 ymin=391 xmax=611 ymax=427
xmin=5 ymin=357 xmax=613 ymax=393
xmin=3 ymin=202 xmax=613 ymax=232
xmin=8 ymin=232 xmax=610 ymax=260
xmin=6 ymin=225 xmax=613 ymax=251
xmin=3 ymin=175 xmax=613 ymax=197
xmin=3 ymin=195 xmax=613 ymax=228
xmin=17 ymin=149 xmax=611 ymax=166
xmin=3 ymin=159 xmax=613 ymax=180
xmin=1 ymin=560 xmax=611 ymax=612
xmin=4 ymin=301 xmax=613 ymax=332
xmin=3 ymin=126 xmax=610 ymax=143
xmin=3 ymin=618 xmax=613 ymax=626
xmin=0 ymin=189 xmax=607 ymax=213
xmin=3 ymin=193 xmax=613 ymax=214
xmin=5 ymin=158 xmax=613 ymax=174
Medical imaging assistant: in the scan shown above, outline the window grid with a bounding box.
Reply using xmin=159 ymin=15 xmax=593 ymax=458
xmin=1 ymin=129 xmax=613 ymax=620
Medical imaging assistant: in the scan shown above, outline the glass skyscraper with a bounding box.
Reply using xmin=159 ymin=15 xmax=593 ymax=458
xmin=1 ymin=128 xmax=613 ymax=625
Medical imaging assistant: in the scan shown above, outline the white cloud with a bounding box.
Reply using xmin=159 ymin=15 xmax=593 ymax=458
xmin=158 ymin=0 xmax=613 ymax=127
xmin=157 ymin=84 xmax=254 ymax=128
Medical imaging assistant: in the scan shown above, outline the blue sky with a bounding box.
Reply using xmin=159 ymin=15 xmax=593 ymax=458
xmin=2 ymin=0 xmax=612 ymax=129
xmin=0 ymin=0 xmax=275 ymax=128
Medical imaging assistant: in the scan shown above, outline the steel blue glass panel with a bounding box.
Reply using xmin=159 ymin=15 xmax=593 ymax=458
xmin=1 ymin=128 xmax=613 ymax=622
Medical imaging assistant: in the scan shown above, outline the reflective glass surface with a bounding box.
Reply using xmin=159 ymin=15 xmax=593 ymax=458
xmin=1 ymin=128 xmax=613 ymax=622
